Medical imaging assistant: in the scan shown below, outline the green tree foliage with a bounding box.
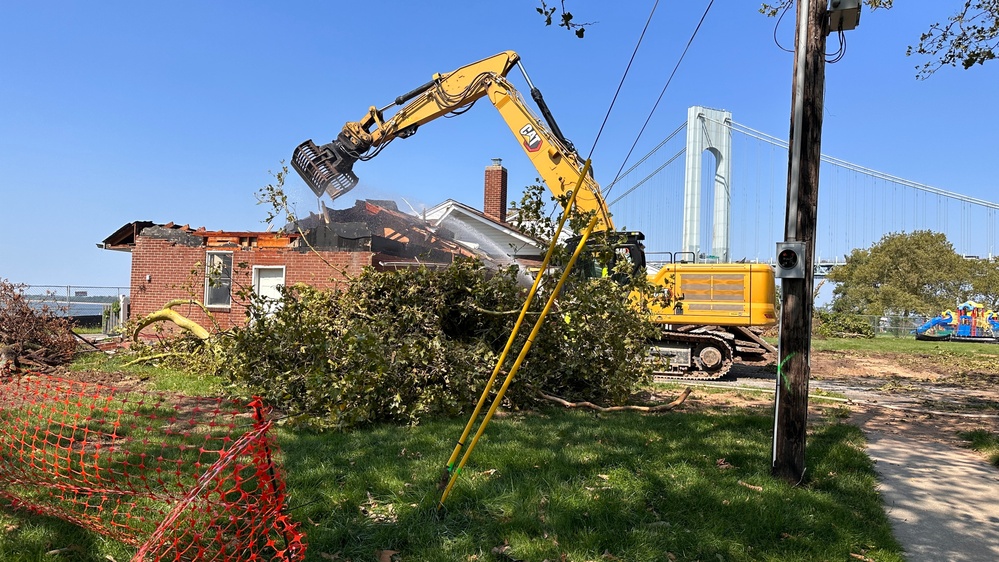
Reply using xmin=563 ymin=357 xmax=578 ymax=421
xmin=523 ymin=274 xmax=657 ymax=403
xmin=970 ymin=256 xmax=999 ymax=308
xmin=827 ymin=230 xmax=970 ymax=316
xmin=813 ymin=310 xmax=875 ymax=339
xmin=212 ymin=262 xmax=520 ymax=430
xmin=906 ymin=0 xmax=999 ymax=78
xmin=201 ymin=183 xmax=658 ymax=430
xmin=210 ymin=259 xmax=655 ymax=429
xmin=510 ymin=181 xmax=660 ymax=403
xmin=537 ymin=0 xmax=593 ymax=38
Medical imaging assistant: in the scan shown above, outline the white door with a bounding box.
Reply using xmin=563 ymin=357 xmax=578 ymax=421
xmin=252 ymin=267 xmax=285 ymax=314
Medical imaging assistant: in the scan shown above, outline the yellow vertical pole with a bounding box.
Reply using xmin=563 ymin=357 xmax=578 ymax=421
xmin=438 ymin=210 xmax=601 ymax=509
xmin=442 ymin=161 xmax=594 ymax=476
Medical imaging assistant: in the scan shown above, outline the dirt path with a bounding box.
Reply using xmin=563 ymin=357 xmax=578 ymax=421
xmin=795 ymin=349 xmax=999 ymax=561
xmin=719 ymin=349 xmax=999 ymax=450
xmin=809 ymin=349 xmax=999 ymax=448
xmin=681 ymin=348 xmax=999 ymax=561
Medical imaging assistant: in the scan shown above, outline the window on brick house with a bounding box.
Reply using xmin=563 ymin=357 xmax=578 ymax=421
xmin=205 ymin=251 xmax=233 ymax=308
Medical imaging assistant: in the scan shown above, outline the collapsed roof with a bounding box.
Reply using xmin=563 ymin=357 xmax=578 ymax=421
xmin=99 ymin=200 xmax=498 ymax=267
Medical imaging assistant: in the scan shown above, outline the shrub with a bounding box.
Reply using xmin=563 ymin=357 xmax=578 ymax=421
xmin=210 ymin=261 xmax=517 ymax=429
xmin=813 ymin=311 xmax=875 ymax=339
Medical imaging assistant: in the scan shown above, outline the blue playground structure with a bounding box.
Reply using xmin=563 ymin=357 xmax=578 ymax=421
xmin=913 ymin=301 xmax=999 ymax=343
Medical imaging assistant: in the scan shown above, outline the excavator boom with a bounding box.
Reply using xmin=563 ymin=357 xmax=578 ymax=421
xmin=292 ymin=51 xmax=519 ymax=201
xmin=292 ymin=51 xmax=613 ymax=231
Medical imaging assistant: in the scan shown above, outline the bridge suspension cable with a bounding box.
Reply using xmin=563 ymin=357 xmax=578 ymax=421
xmin=608 ymin=113 xmax=998 ymax=261
xmin=728 ymin=120 xmax=999 ymax=211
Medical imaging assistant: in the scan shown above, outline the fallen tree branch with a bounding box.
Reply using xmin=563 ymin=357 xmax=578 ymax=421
xmin=23 ymin=347 xmax=63 ymax=366
xmin=737 ymin=480 xmax=763 ymax=492
xmin=123 ymin=352 xmax=188 ymax=367
xmin=464 ymin=303 xmax=542 ymax=317
xmin=0 ymin=343 xmax=21 ymax=373
xmin=162 ymin=298 xmax=219 ymax=331
xmin=538 ymin=387 xmax=692 ymax=412
xmin=71 ymin=330 xmax=102 ymax=352
xmin=133 ymin=303 xmax=211 ymax=342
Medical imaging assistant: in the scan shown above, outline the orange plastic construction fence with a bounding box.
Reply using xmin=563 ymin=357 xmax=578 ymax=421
xmin=0 ymin=373 xmax=305 ymax=561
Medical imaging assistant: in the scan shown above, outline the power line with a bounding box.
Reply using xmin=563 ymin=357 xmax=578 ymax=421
xmin=587 ymin=0 xmax=661 ymax=162
xmin=604 ymin=0 xmax=716 ymax=200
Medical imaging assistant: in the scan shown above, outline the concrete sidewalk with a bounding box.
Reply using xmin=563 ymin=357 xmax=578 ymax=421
xmin=859 ymin=416 xmax=999 ymax=561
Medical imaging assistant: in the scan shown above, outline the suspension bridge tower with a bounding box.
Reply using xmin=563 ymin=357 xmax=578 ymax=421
xmin=683 ymin=106 xmax=732 ymax=262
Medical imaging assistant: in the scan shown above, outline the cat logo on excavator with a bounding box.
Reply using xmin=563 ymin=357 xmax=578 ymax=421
xmin=519 ymin=124 xmax=542 ymax=152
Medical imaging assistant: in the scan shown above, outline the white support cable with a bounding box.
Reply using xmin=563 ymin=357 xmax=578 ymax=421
xmin=604 ymin=122 xmax=687 ymax=192
xmin=608 ymin=148 xmax=686 ymax=207
xmin=615 ymin=113 xmax=999 ymax=256
xmin=724 ymin=119 xmax=999 ymax=210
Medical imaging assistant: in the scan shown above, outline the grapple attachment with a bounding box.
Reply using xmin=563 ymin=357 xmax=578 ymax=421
xmin=291 ymin=139 xmax=359 ymax=201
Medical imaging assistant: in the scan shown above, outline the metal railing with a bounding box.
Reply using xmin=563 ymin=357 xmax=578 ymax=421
xmin=23 ymin=285 xmax=130 ymax=333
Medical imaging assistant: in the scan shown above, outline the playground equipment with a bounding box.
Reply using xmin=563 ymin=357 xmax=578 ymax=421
xmin=913 ymin=301 xmax=999 ymax=343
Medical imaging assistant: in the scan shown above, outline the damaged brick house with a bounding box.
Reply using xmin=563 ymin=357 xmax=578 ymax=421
xmin=100 ymin=160 xmax=542 ymax=333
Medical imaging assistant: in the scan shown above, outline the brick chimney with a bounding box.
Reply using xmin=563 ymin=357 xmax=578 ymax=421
xmin=484 ymin=158 xmax=507 ymax=223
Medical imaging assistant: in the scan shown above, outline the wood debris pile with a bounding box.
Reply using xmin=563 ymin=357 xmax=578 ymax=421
xmin=0 ymin=280 xmax=78 ymax=373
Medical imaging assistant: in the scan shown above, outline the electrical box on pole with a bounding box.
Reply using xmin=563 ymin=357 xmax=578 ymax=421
xmin=776 ymin=242 xmax=807 ymax=279
xmin=828 ymin=0 xmax=861 ymax=33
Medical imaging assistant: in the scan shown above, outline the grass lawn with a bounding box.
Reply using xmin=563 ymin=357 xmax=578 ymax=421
xmin=1 ymin=353 xmax=906 ymax=561
xmin=277 ymin=407 xmax=902 ymax=561
xmin=811 ymin=334 xmax=999 ymax=357
xmin=960 ymin=429 xmax=999 ymax=468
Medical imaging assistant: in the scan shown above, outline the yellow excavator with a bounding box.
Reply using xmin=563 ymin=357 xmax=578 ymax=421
xmin=292 ymin=51 xmax=776 ymax=379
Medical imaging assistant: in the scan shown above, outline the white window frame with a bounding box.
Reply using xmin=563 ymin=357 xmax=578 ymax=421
xmin=204 ymin=251 xmax=234 ymax=309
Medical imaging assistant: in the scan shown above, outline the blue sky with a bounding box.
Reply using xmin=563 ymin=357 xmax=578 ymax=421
xmin=1 ymin=1 xmax=996 ymax=287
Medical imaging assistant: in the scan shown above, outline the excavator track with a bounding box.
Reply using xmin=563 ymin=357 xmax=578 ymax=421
xmin=693 ymin=325 xmax=778 ymax=367
xmin=648 ymin=330 xmax=735 ymax=382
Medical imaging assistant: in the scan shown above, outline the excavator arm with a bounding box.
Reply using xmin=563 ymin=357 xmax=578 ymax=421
xmin=291 ymin=50 xmax=613 ymax=232
xmin=292 ymin=51 xmax=778 ymax=380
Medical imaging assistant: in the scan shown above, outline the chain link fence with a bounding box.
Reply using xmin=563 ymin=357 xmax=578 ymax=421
xmin=871 ymin=314 xmax=928 ymax=338
xmin=23 ymin=285 xmax=130 ymax=333
xmin=814 ymin=312 xmax=928 ymax=338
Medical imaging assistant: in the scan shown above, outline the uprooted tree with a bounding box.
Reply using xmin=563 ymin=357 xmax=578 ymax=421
xmin=0 ymin=279 xmax=78 ymax=373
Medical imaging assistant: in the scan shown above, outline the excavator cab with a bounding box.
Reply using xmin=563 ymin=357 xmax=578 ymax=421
xmin=567 ymin=231 xmax=647 ymax=284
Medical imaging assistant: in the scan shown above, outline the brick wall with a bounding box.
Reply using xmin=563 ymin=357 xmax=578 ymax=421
xmin=484 ymin=159 xmax=508 ymax=223
xmin=130 ymin=236 xmax=372 ymax=335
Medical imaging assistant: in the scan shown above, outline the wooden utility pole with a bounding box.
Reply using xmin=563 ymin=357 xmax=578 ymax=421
xmin=772 ymin=0 xmax=827 ymax=483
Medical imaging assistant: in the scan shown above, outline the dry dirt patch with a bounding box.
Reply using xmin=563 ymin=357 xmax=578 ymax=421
xmin=809 ymin=349 xmax=999 ymax=451
xmin=810 ymin=350 xmax=945 ymax=381
xmin=712 ymin=349 xmax=999 ymax=454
